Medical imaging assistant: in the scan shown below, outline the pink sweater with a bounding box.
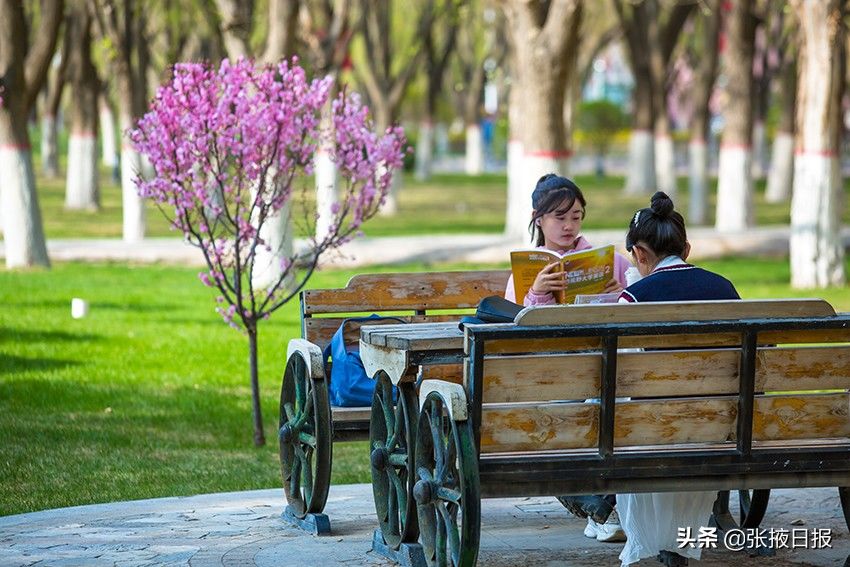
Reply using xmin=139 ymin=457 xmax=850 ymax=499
xmin=504 ymin=236 xmax=632 ymax=306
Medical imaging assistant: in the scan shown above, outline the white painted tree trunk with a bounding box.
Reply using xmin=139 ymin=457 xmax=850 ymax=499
xmin=0 ymin=148 xmax=50 ymax=268
xmin=66 ymin=134 xmax=99 ymax=209
xmin=765 ymin=132 xmax=794 ymax=203
xmin=252 ymin=201 xmax=294 ymax=291
xmin=41 ymin=115 xmax=59 ymax=177
xmin=790 ymin=153 xmax=844 ymax=287
xmin=654 ymin=134 xmax=676 ymax=199
xmin=504 ymin=138 xmax=525 ymax=239
xmin=314 ymin=148 xmax=338 ymax=241
xmin=505 ymin=152 xmax=569 ymax=241
xmin=751 ymin=121 xmax=768 ymax=179
xmin=688 ymin=141 xmax=708 ymax=225
xmin=465 ymin=123 xmax=484 ymax=175
xmin=434 ymin=122 xmax=449 ymax=159
xmin=121 ymin=145 xmax=146 ymax=241
xmin=379 ymin=172 xmax=400 ymax=216
xmin=415 ymin=121 xmax=433 ymax=181
xmin=625 ymin=130 xmax=656 ymax=195
xmin=715 ymin=146 xmax=754 ymax=231
xmin=100 ymin=103 xmax=118 ymax=168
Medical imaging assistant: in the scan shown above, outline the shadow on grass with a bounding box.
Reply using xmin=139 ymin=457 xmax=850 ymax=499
xmin=0 ymin=327 xmax=102 ymax=344
xmin=1 ymin=379 xmax=270 ymax=447
xmin=8 ymin=300 xmax=183 ymax=314
xmin=0 ymin=355 xmax=80 ymax=375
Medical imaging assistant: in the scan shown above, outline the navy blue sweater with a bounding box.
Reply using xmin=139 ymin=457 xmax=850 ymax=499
xmin=620 ymin=263 xmax=740 ymax=303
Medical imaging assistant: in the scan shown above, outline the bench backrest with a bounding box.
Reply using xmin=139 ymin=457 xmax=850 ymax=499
xmin=464 ymin=299 xmax=850 ymax=455
xmin=301 ymin=270 xmax=510 ymax=350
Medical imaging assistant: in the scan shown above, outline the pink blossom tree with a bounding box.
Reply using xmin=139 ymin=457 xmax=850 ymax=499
xmin=130 ymin=58 xmax=406 ymax=446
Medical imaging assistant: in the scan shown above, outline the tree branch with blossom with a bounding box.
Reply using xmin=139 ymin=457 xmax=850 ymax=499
xmin=130 ymin=58 xmax=406 ymax=445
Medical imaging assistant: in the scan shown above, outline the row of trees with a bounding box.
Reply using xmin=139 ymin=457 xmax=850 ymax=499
xmin=0 ymin=0 xmax=846 ymax=288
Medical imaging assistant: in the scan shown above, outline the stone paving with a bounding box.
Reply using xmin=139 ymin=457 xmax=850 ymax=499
xmin=0 ymin=484 xmax=846 ymax=566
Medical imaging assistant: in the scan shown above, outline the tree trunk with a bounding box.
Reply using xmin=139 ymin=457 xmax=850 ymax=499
xmin=646 ymin=0 xmax=676 ymax=198
xmin=465 ymin=123 xmax=484 ymax=175
xmin=252 ymin=198 xmax=293 ymax=290
xmin=626 ymin=128 xmax=656 ymax=195
xmin=0 ymin=0 xmax=59 ymax=268
xmin=0 ymin=93 xmax=50 ymax=266
xmin=504 ymin=77 xmax=525 ymax=239
xmin=750 ymin=25 xmax=771 ymax=180
xmin=502 ymin=0 xmax=581 ymax=238
xmin=66 ymin=0 xmax=100 ymax=210
xmin=119 ymin=108 xmax=146 ymax=241
xmin=261 ymin=0 xmax=301 ymax=276
xmin=98 ymin=1 xmax=149 ymax=242
xmin=100 ymin=95 xmax=118 ymax=170
xmin=766 ymin=56 xmax=797 ymax=203
xmin=625 ymin=76 xmax=656 ymax=194
xmin=314 ymin=113 xmax=339 ymax=242
xmin=415 ymin=120 xmax=433 ymax=181
xmin=751 ymin=120 xmax=767 ymax=179
xmin=616 ymin=0 xmax=657 ymax=195
xmin=41 ymin=114 xmax=60 ymax=178
xmin=247 ymin=326 xmax=266 ymax=446
xmin=790 ymin=0 xmax=845 ymax=288
xmin=688 ymin=0 xmax=721 ymax=225
xmin=214 ymin=0 xmax=253 ymax=59
xmin=688 ymin=142 xmax=708 ymax=224
xmin=716 ymin=0 xmax=756 ymax=232
xmin=40 ymin=35 xmax=68 ymax=179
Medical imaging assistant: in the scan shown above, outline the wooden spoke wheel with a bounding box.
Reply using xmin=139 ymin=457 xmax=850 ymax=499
xmin=414 ymin=392 xmax=480 ymax=567
xmin=279 ymin=352 xmax=332 ymax=519
xmin=370 ymin=371 xmax=419 ymax=550
xmin=713 ymin=489 xmax=771 ymax=530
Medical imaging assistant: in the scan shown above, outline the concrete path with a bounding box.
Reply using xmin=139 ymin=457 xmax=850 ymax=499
xmin=4 ymin=226 xmax=850 ymax=268
xmin=0 ymin=484 xmax=846 ymax=566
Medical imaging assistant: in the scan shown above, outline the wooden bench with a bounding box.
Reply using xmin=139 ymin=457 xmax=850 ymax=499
xmin=413 ymin=299 xmax=850 ymax=566
xmin=278 ymin=269 xmax=509 ymax=531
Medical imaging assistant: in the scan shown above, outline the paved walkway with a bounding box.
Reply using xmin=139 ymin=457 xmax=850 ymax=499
xmin=0 ymin=485 xmax=846 ymax=566
xmin=3 ymin=226 xmax=850 ymax=268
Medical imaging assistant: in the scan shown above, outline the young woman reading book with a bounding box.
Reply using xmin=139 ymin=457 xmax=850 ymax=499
xmin=504 ymin=174 xmax=631 ymax=306
xmin=503 ymin=173 xmax=631 ymax=543
xmin=616 ymin=191 xmax=740 ymax=567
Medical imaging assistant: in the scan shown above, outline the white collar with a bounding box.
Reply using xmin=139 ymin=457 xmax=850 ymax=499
xmin=651 ymin=255 xmax=687 ymax=273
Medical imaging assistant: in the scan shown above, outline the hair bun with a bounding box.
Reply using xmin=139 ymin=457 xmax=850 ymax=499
xmin=649 ymin=191 xmax=674 ymax=217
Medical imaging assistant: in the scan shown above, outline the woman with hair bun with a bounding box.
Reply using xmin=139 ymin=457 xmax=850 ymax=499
xmin=616 ymin=192 xmax=740 ymax=567
xmin=620 ymin=191 xmax=738 ymax=304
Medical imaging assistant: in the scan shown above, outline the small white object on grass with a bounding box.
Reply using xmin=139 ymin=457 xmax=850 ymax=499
xmin=71 ymin=298 xmax=89 ymax=319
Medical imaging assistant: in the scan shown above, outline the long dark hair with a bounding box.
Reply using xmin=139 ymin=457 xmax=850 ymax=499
xmin=625 ymin=191 xmax=687 ymax=258
xmin=529 ymin=174 xmax=586 ymax=246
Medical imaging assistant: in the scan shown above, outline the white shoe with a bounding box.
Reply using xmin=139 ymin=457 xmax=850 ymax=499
xmin=583 ymin=510 xmax=626 ymax=543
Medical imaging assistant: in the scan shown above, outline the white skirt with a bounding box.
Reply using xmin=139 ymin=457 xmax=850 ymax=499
xmin=617 ymin=491 xmax=717 ymax=566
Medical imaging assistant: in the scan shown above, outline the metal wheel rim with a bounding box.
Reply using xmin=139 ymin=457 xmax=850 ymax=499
xmin=714 ymin=489 xmax=771 ymax=530
xmin=370 ymin=372 xmax=419 ymax=549
xmin=279 ymin=353 xmax=332 ymax=518
xmin=414 ymin=393 xmax=480 ymax=567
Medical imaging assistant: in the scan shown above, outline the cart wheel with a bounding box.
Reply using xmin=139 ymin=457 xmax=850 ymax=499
xmin=414 ymin=392 xmax=480 ymax=567
xmin=279 ymin=351 xmax=332 ymax=519
xmin=370 ymin=371 xmax=419 ymax=549
xmin=713 ymin=489 xmax=771 ymax=530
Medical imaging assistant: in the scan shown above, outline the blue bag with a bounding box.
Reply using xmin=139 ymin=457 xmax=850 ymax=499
xmin=323 ymin=315 xmax=405 ymax=407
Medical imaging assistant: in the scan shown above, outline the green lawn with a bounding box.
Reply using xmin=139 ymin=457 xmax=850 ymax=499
xmin=2 ymin=259 xmax=850 ymax=516
xmin=19 ymin=163 xmax=850 ymax=240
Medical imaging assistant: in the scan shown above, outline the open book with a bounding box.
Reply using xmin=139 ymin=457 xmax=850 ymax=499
xmin=510 ymin=244 xmax=615 ymax=304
